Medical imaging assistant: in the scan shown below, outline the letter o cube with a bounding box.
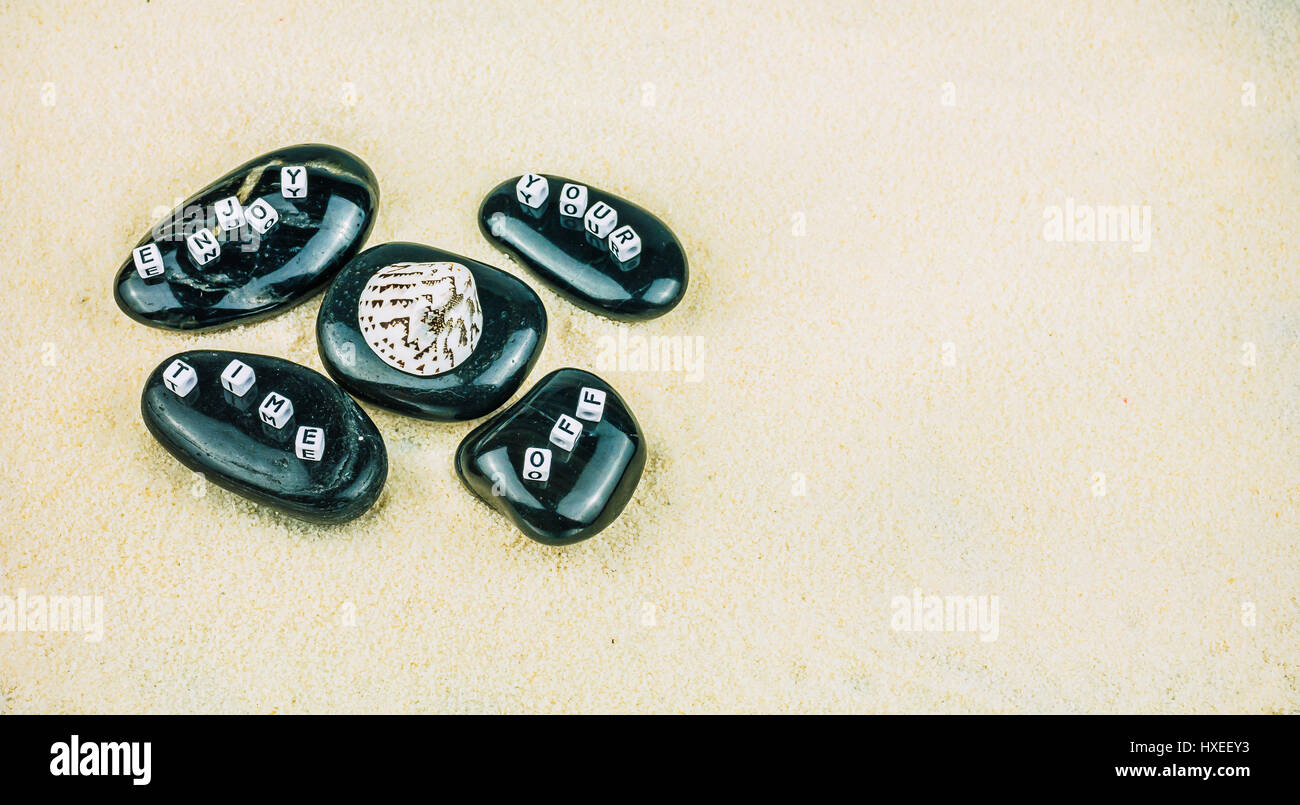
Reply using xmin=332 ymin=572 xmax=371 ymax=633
xmin=522 ymin=447 xmax=552 ymax=482
xmin=244 ymin=198 xmax=279 ymax=235
xmin=559 ymin=183 xmax=588 ymax=219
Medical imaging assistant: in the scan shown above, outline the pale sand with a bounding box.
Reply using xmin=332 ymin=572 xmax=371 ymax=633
xmin=0 ymin=0 xmax=1297 ymax=713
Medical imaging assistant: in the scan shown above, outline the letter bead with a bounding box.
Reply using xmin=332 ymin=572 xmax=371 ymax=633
xmin=258 ymin=392 xmax=295 ymax=429
xmin=244 ymin=198 xmax=279 ymax=234
xmin=548 ymin=414 xmax=582 ymax=452
xmin=280 ymin=166 xmax=308 ymax=199
xmin=186 ymin=228 xmax=221 ymax=266
xmin=295 ymin=426 xmax=325 ymax=461
xmin=213 ymin=196 xmax=246 ymax=231
xmin=220 ymin=359 xmax=256 ymax=397
xmin=575 ymin=387 xmax=606 ymax=422
xmin=163 ymin=359 xmax=198 ymax=397
xmin=516 ymin=173 xmax=550 ymax=209
xmin=522 ymin=447 xmax=552 ymax=483
xmin=584 ymin=201 xmax=618 ymax=239
xmin=559 ymin=183 xmax=588 ymax=219
xmin=132 ymin=243 xmax=165 ymax=279
xmin=608 ymin=225 xmax=642 ymax=263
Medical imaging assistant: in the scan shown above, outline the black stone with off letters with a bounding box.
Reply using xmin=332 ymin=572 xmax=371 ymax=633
xmin=455 ymin=368 xmax=646 ymax=545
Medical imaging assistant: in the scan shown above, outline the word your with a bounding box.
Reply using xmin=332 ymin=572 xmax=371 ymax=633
xmin=1042 ymin=198 xmax=1151 ymax=253
xmin=0 ymin=589 xmax=103 ymax=642
xmin=515 ymin=174 xmax=643 ymax=264
xmin=50 ymin=735 xmax=151 ymax=786
xmin=593 ymin=327 xmax=704 ymax=382
xmin=890 ymin=588 xmax=999 ymax=642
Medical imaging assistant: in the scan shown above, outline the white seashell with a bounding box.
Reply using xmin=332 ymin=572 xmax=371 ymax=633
xmin=357 ymin=261 xmax=483 ymax=377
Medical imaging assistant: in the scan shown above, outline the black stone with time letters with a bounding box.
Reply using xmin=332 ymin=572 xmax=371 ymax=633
xmin=455 ymin=368 xmax=646 ymax=545
xmin=141 ymin=350 xmax=387 ymax=524
xmin=114 ymin=144 xmax=378 ymax=332
xmin=478 ymin=174 xmax=688 ymax=321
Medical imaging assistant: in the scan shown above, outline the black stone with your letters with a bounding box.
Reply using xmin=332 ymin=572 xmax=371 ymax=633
xmin=478 ymin=174 xmax=688 ymax=321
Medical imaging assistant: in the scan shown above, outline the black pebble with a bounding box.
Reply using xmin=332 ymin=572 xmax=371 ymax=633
xmin=140 ymin=350 xmax=387 ymax=524
xmin=114 ymin=144 xmax=378 ymax=332
xmin=316 ymin=242 xmax=547 ymax=421
xmin=455 ymin=368 xmax=646 ymax=545
xmin=478 ymin=174 xmax=687 ymax=320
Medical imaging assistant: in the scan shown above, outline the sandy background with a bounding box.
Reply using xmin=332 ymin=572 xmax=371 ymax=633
xmin=0 ymin=0 xmax=1297 ymax=713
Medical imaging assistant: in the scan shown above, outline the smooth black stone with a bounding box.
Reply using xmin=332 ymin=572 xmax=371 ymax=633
xmin=141 ymin=350 xmax=387 ymax=524
xmin=455 ymin=368 xmax=646 ymax=545
xmin=316 ymin=242 xmax=547 ymax=421
xmin=114 ymin=144 xmax=378 ymax=332
xmin=478 ymin=175 xmax=688 ymax=321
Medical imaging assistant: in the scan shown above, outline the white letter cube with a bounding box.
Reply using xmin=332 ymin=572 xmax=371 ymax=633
xmin=584 ymin=201 xmax=618 ymax=239
xmin=220 ymin=359 xmax=256 ymax=397
xmin=280 ymin=166 xmax=308 ymax=199
xmin=516 ymin=173 xmax=549 ymax=209
xmin=132 ymin=243 xmax=165 ymax=279
xmin=244 ymin=198 xmax=279 ymax=234
xmin=559 ymin=183 xmax=588 ymax=219
xmin=608 ymin=225 xmax=642 ymax=262
xmin=213 ymin=196 xmax=246 ymax=231
xmin=163 ymin=359 xmax=198 ymax=397
xmin=575 ymin=387 xmax=607 ymax=422
xmin=258 ymin=392 xmax=294 ymax=429
xmin=295 ymin=426 xmax=325 ymax=461
xmin=548 ymin=414 xmax=582 ymax=452
xmin=522 ymin=447 xmax=552 ymax=482
xmin=186 ymin=228 xmax=221 ymax=266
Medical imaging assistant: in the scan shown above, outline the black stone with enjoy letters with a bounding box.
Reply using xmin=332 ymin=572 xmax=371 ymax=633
xmin=114 ymin=144 xmax=378 ymax=332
